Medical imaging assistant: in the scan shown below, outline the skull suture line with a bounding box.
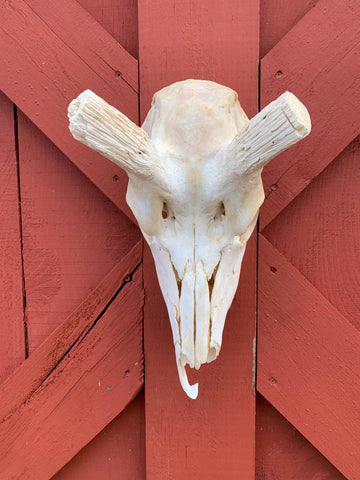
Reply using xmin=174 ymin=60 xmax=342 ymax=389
xmin=68 ymin=80 xmax=311 ymax=399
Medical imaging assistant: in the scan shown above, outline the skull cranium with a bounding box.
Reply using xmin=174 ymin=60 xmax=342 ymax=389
xmin=68 ymin=79 xmax=311 ymax=398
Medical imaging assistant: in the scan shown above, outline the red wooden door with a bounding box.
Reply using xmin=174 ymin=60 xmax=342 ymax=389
xmin=0 ymin=1 xmax=359 ymax=479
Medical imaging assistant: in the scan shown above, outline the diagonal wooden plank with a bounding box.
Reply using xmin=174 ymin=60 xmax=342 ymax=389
xmin=0 ymin=0 xmax=138 ymax=221
xmin=257 ymin=234 xmax=360 ymax=479
xmin=260 ymin=0 xmax=360 ymax=229
xmin=139 ymin=2 xmax=259 ymax=478
xmin=0 ymin=240 xmax=144 ymax=480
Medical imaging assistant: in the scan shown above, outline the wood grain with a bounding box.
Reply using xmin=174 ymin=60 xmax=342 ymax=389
xmin=0 ymin=0 xmax=138 ymax=220
xmin=139 ymin=2 xmax=259 ymax=477
xmin=0 ymin=93 xmax=25 ymax=383
xmin=257 ymin=235 xmax=360 ymax=479
xmin=260 ymin=0 xmax=360 ymax=229
xmin=256 ymin=395 xmax=345 ymax=480
xmin=0 ymin=241 xmax=144 ymax=480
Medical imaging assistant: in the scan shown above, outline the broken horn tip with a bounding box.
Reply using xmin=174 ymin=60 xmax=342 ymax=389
xmin=68 ymin=90 xmax=96 ymax=118
xmin=280 ymin=91 xmax=311 ymax=135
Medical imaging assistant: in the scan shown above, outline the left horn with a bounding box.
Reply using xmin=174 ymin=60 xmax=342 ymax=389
xmin=68 ymin=90 xmax=162 ymax=181
xmin=228 ymin=91 xmax=311 ymax=175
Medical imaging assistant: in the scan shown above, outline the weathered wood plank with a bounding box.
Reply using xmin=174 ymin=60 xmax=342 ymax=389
xmin=260 ymin=0 xmax=360 ymax=229
xmin=139 ymin=2 xmax=259 ymax=478
xmin=0 ymin=241 xmax=144 ymax=480
xmin=0 ymin=93 xmax=25 ymax=383
xmin=256 ymin=395 xmax=345 ymax=479
xmin=257 ymin=235 xmax=360 ymax=479
xmin=0 ymin=0 xmax=138 ymax=220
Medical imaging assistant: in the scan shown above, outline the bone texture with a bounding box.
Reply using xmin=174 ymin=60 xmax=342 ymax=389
xmin=68 ymin=80 xmax=311 ymax=399
xmin=68 ymin=89 xmax=163 ymax=182
xmin=228 ymin=91 xmax=311 ymax=175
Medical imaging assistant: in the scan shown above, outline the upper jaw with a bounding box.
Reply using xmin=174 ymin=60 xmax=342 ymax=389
xmin=148 ymin=235 xmax=247 ymax=399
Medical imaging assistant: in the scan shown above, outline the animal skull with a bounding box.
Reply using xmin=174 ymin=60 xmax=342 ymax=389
xmin=68 ymin=80 xmax=311 ymax=399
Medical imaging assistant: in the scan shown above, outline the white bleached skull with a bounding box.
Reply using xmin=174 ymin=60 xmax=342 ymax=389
xmin=68 ymin=80 xmax=311 ymax=399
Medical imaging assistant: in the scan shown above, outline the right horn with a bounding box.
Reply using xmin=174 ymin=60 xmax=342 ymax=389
xmin=228 ymin=91 xmax=311 ymax=175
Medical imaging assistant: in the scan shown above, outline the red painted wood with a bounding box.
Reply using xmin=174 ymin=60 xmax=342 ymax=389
xmin=260 ymin=0 xmax=318 ymax=58
xmin=260 ymin=0 xmax=360 ymax=229
xmin=18 ymin=112 xmax=142 ymax=480
xmin=53 ymin=391 xmax=145 ymax=480
xmin=139 ymin=2 xmax=259 ymax=477
xmin=0 ymin=241 xmax=144 ymax=480
xmin=256 ymin=395 xmax=345 ymax=480
xmin=263 ymin=136 xmax=360 ymax=331
xmin=77 ymin=0 xmax=138 ymax=59
xmin=0 ymin=0 xmax=138 ymax=220
xmin=138 ymin=0 xmax=259 ymax=123
xmin=257 ymin=235 xmax=360 ymax=479
xmin=18 ymin=111 xmax=140 ymax=352
xmin=0 ymin=93 xmax=25 ymax=383
xmin=17 ymin=2 xmax=144 ymax=478
xmin=259 ymin=137 xmax=360 ymax=478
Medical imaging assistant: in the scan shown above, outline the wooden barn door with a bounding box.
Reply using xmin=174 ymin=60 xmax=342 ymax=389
xmin=0 ymin=1 xmax=359 ymax=479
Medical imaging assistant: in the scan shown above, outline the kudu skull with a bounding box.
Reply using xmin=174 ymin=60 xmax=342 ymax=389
xmin=68 ymin=80 xmax=311 ymax=399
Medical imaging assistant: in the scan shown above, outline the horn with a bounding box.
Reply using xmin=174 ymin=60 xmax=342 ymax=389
xmin=228 ymin=91 xmax=311 ymax=175
xmin=68 ymin=90 xmax=162 ymax=181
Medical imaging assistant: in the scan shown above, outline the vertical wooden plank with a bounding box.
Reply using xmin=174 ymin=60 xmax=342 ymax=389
xmin=0 ymin=93 xmax=25 ymax=383
xmin=138 ymin=1 xmax=259 ymax=123
xmin=139 ymin=2 xmax=259 ymax=478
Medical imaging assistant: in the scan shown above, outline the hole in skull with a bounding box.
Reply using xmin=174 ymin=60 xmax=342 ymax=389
xmin=208 ymin=261 xmax=220 ymax=299
xmin=213 ymin=202 xmax=226 ymax=221
xmin=162 ymin=202 xmax=175 ymax=220
xmin=162 ymin=202 xmax=168 ymax=219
